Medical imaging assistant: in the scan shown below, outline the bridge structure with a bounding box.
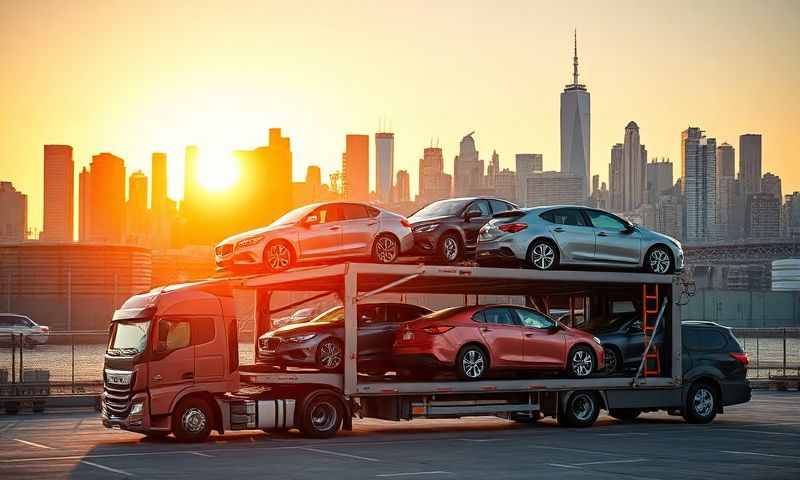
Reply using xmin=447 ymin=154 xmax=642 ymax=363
xmin=683 ymin=239 xmax=800 ymax=289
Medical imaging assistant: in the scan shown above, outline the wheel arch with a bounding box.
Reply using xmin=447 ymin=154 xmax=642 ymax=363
xmin=263 ymin=238 xmax=297 ymax=264
xmin=170 ymin=390 xmax=224 ymax=433
xmin=525 ymin=236 xmax=561 ymax=262
xmin=683 ymin=375 xmax=723 ymax=413
xmin=457 ymin=341 xmax=492 ymax=369
xmin=643 ymin=243 xmax=674 ymax=271
xmin=297 ymin=387 xmax=352 ymax=431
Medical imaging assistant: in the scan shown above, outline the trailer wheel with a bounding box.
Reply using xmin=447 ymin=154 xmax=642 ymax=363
xmin=608 ymin=408 xmax=641 ymax=422
xmin=558 ymin=391 xmax=600 ymax=428
xmin=683 ymin=381 xmax=718 ymax=424
xmin=300 ymin=394 xmax=343 ymax=438
xmin=172 ymin=397 xmax=213 ymax=443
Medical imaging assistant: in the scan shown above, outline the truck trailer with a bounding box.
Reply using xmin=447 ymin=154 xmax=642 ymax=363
xmin=101 ymin=262 xmax=745 ymax=441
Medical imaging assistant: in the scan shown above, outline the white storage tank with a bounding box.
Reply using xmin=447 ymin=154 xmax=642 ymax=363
xmin=772 ymin=258 xmax=800 ymax=291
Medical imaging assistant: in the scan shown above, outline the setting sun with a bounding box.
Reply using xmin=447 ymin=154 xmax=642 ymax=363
xmin=196 ymin=150 xmax=240 ymax=192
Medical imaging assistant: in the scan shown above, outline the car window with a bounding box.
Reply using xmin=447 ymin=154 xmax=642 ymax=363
xmin=490 ymin=200 xmax=513 ymax=214
xmin=481 ymin=307 xmax=520 ymax=326
xmin=543 ymin=208 xmax=587 ymax=226
xmin=342 ymin=204 xmax=370 ymax=220
xmin=683 ymin=328 xmax=727 ymax=351
xmin=366 ymin=206 xmax=380 ymax=218
xmin=388 ymin=305 xmax=429 ymax=323
xmin=514 ymin=308 xmax=556 ymax=329
xmin=313 ymin=205 xmax=344 ymax=224
xmin=586 ymin=210 xmax=627 ymax=230
xmin=468 ymin=200 xmax=491 ymax=217
xmin=0 ymin=316 xmax=11 ymax=327
xmin=358 ymin=305 xmax=386 ymax=326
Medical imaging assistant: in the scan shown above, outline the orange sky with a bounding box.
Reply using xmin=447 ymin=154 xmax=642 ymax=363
xmin=1 ymin=0 xmax=799 ymax=236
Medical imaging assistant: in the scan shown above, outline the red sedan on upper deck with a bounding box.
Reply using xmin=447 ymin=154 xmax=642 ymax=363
xmin=393 ymin=305 xmax=604 ymax=380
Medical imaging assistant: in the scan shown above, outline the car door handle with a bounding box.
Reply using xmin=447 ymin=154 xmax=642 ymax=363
xmin=553 ymin=227 xmax=564 ymax=233
xmin=328 ymin=226 xmax=341 ymax=231
xmin=366 ymin=222 xmax=377 ymax=226
xmin=524 ymin=332 xmax=535 ymax=337
xmin=481 ymin=327 xmax=491 ymax=332
xmin=181 ymin=372 xmax=194 ymax=380
xmin=152 ymin=374 xmax=163 ymax=381
xmin=598 ymin=231 xmax=608 ymax=237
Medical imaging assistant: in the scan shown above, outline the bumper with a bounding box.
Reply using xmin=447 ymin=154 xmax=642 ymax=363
xmin=101 ymin=391 xmax=154 ymax=433
xmin=215 ymin=248 xmax=261 ymax=270
xmin=410 ymin=230 xmax=443 ymax=256
xmin=721 ymin=379 xmax=751 ymax=407
xmin=393 ymin=354 xmax=450 ymax=369
xmin=398 ymin=231 xmax=416 ymax=254
xmin=257 ymin=343 xmax=318 ymax=368
xmin=475 ymin=245 xmax=522 ymax=265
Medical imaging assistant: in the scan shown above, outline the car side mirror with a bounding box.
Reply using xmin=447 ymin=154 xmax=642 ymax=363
xmin=304 ymin=215 xmax=319 ymax=226
xmin=623 ymin=222 xmax=635 ymax=233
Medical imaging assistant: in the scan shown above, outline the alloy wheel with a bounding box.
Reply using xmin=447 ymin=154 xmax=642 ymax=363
xmin=375 ymin=236 xmax=398 ymax=263
xmin=649 ymin=249 xmax=671 ymax=274
xmin=462 ymin=349 xmax=486 ymax=379
xmin=530 ymin=243 xmax=555 ymax=270
xmin=181 ymin=407 xmax=208 ymax=433
xmin=571 ymin=349 xmax=593 ymax=377
xmin=319 ymin=341 xmax=343 ymax=370
xmin=443 ymin=237 xmax=459 ymax=262
xmin=604 ymin=347 xmax=618 ymax=373
xmin=268 ymin=243 xmax=291 ymax=271
xmin=692 ymin=387 xmax=714 ymax=418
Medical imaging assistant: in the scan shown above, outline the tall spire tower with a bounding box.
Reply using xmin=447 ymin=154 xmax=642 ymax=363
xmin=560 ymin=30 xmax=591 ymax=201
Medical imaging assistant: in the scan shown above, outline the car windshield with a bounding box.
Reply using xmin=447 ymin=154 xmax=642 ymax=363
xmin=269 ymin=204 xmax=317 ymax=227
xmin=411 ymin=199 xmax=470 ymax=219
xmin=108 ymin=320 xmax=150 ymax=355
xmin=311 ymin=307 xmax=345 ymax=323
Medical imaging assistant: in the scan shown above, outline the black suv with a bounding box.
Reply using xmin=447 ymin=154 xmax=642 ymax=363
xmin=680 ymin=321 xmax=751 ymax=423
xmin=409 ymin=197 xmax=517 ymax=263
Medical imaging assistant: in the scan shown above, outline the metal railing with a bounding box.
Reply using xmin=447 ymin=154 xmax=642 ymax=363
xmin=2 ymin=328 xmax=798 ymax=395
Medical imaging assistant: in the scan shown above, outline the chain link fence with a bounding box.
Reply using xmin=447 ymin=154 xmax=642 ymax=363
xmin=2 ymin=328 xmax=798 ymax=396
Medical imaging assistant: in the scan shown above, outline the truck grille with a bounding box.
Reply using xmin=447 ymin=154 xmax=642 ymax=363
xmin=103 ymin=372 xmax=133 ymax=418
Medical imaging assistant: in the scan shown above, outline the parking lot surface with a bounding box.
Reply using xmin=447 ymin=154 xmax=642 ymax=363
xmin=0 ymin=390 xmax=798 ymax=479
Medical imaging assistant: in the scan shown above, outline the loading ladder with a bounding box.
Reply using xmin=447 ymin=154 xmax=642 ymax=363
xmin=642 ymin=284 xmax=662 ymax=377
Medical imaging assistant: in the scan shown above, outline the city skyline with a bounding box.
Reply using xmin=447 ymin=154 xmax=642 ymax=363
xmin=2 ymin=1 xmax=798 ymax=236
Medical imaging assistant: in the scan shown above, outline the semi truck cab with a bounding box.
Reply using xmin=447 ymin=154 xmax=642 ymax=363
xmin=102 ymin=282 xmax=242 ymax=441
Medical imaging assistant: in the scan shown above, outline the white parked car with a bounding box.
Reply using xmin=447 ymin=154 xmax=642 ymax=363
xmin=0 ymin=314 xmax=49 ymax=347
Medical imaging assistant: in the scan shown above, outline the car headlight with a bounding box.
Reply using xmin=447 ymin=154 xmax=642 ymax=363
xmin=592 ymin=336 xmax=602 ymax=345
xmin=413 ymin=223 xmax=439 ymax=233
xmin=286 ymin=333 xmax=316 ymax=343
xmin=237 ymin=235 xmax=264 ymax=248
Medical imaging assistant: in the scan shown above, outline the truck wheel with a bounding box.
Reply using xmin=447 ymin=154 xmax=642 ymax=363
xmin=608 ymin=408 xmax=641 ymax=422
xmin=558 ymin=391 xmax=600 ymax=428
xmin=300 ymin=395 xmax=343 ymax=438
xmin=683 ymin=382 xmax=718 ymax=424
xmin=172 ymin=397 xmax=213 ymax=443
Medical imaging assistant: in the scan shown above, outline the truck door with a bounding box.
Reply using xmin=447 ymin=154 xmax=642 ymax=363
xmin=192 ymin=317 xmax=224 ymax=383
xmin=149 ymin=317 xmax=195 ymax=416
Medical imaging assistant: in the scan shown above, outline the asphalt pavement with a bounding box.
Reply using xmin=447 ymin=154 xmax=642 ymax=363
xmin=0 ymin=390 xmax=798 ymax=479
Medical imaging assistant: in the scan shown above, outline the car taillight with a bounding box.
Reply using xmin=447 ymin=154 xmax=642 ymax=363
xmin=423 ymin=326 xmax=454 ymax=334
xmin=730 ymin=352 xmax=749 ymax=365
xmin=499 ymin=223 xmax=528 ymax=233
xmin=401 ymin=218 xmax=412 ymax=228
xmin=39 ymin=326 xmax=49 ymax=333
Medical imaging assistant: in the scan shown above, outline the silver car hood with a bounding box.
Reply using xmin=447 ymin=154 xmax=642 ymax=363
xmin=218 ymin=223 xmax=294 ymax=246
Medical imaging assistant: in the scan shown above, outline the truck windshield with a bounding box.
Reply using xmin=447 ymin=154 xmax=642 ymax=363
xmin=108 ymin=320 xmax=150 ymax=356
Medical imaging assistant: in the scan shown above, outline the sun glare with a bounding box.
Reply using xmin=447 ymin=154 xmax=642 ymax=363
xmin=196 ymin=150 xmax=240 ymax=192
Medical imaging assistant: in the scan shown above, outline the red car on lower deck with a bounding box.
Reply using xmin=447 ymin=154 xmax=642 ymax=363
xmin=393 ymin=305 xmax=604 ymax=380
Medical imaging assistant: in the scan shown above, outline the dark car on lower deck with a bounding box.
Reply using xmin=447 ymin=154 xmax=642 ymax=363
xmin=256 ymin=302 xmax=432 ymax=373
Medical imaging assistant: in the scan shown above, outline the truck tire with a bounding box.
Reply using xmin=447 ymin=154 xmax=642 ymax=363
xmin=558 ymin=391 xmax=600 ymax=428
xmin=299 ymin=394 xmax=343 ymax=438
xmin=608 ymin=408 xmax=641 ymax=422
xmin=683 ymin=381 xmax=718 ymax=424
xmin=172 ymin=397 xmax=213 ymax=443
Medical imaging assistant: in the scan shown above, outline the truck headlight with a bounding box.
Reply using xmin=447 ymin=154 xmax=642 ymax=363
xmin=413 ymin=224 xmax=438 ymax=233
xmin=130 ymin=402 xmax=144 ymax=416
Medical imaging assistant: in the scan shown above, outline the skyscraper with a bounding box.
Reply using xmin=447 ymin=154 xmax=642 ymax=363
xmin=343 ymin=134 xmax=369 ymax=201
xmin=151 ymin=153 xmax=168 ymax=212
xmin=515 ymin=153 xmax=543 ymax=207
xmin=526 ymin=172 xmax=585 ymax=207
xmin=739 ymin=134 xmax=762 ymax=196
xmin=41 ymin=145 xmax=74 ymax=242
xmin=645 ymin=158 xmax=673 ymax=205
xmin=495 ymin=169 xmax=517 ymax=204
xmin=183 ymin=146 xmax=199 ymax=210
xmin=716 ymin=142 xmax=735 ymax=178
xmin=454 ymin=132 xmax=483 ymax=196
xmin=761 ymin=172 xmax=782 ymax=201
xmin=375 ymin=132 xmax=394 ymax=203
xmin=745 ymin=193 xmax=780 ymax=239
xmin=560 ymin=31 xmax=590 ymax=200
xmin=0 ymin=182 xmax=27 ymax=242
xmin=395 ymin=170 xmax=410 ymax=203
xmin=418 ymin=147 xmax=451 ymax=203
xmin=486 ymin=150 xmax=500 ymax=187
xmin=83 ymin=152 xmax=126 ymax=243
xmin=126 ymin=170 xmax=148 ymax=245
xmin=78 ymin=167 xmax=90 ymax=242
xmin=608 ymin=144 xmax=624 ymax=212
xmin=681 ymin=127 xmax=718 ymax=242
xmin=622 ymin=122 xmax=645 ymax=211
